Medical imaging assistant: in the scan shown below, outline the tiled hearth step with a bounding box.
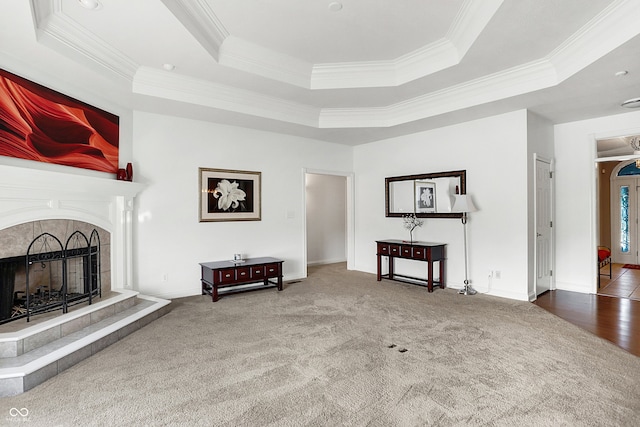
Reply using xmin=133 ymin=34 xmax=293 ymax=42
xmin=0 ymin=290 xmax=171 ymax=396
xmin=0 ymin=291 xmax=140 ymax=358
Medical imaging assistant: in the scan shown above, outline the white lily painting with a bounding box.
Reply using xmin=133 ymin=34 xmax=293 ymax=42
xmin=199 ymin=168 xmax=261 ymax=222
xmin=213 ymin=179 xmax=246 ymax=211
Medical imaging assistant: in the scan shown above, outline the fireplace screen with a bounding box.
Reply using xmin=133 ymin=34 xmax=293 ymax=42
xmin=0 ymin=229 xmax=101 ymax=324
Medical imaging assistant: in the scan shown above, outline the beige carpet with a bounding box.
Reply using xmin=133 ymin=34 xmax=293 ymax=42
xmin=2 ymin=263 xmax=640 ymax=426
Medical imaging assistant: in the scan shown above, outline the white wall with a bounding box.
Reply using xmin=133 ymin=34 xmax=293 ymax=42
xmin=554 ymin=110 xmax=640 ymax=293
xmin=353 ymin=110 xmax=531 ymax=300
xmin=132 ymin=111 xmax=353 ymax=299
xmin=305 ymin=173 xmax=347 ymax=266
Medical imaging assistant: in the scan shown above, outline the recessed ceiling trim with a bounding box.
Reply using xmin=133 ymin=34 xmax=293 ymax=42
xmin=28 ymin=0 xmax=640 ymax=132
xmin=166 ymin=0 xmax=501 ymax=90
xmin=133 ymin=67 xmax=320 ymax=127
xmin=548 ymin=0 xmax=640 ymax=82
xmin=394 ymin=39 xmax=459 ymax=88
xmin=159 ymin=0 xmax=229 ymax=62
xmin=311 ymin=38 xmax=457 ymax=90
xmin=31 ymin=0 xmax=137 ymax=81
xmin=219 ymin=36 xmax=312 ymax=89
xmin=319 ymin=59 xmax=557 ymax=128
xmin=311 ymin=60 xmax=396 ymax=90
xmin=30 ymin=0 xmax=54 ymax=23
xmin=447 ymin=0 xmax=504 ymax=59
xmin=134 ymin=57 xmax=562 ymax=130
xmin=310 ymin=0 xmax=503 ymax=90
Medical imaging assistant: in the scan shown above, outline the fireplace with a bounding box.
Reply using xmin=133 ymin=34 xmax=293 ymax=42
xmin=0 ymin=163 xmax=145 ymax=324
xmin=0 ymin=221 xmax=109 ymax=324
xmin=0 ymin=164 xmax=176 ymax=397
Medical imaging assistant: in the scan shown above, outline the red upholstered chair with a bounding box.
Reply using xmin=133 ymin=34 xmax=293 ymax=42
xmin=598 ymin=246 xmax=612 ymax=288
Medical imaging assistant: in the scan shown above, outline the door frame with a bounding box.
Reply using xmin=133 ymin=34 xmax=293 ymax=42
xmin=593 ymin=127 xmax=640 ymax=293
xmin=533 ymin=154 xmax=555 ymax=299
xmin=301 ymin=168 xmax=355 ymax=278
xmin=609 ymin=162 xmax=640 ymax=265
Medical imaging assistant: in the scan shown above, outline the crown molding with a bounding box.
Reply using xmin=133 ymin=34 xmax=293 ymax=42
xmin=310 ymin=0 xmax=503 ymax=90
xmin=163 ymin=0 xmax=501 ymax=90
xmin=26 ymin=0 xmax=640 ymax=131
xmin=548 ymin=0 xmax=640 ymax=82
xmin=393 ymin=38 xmax=459 ymax=87
xmin=219 ymin=36 xmax=312 ymax=89
xmin=132 ymin=67 xmax=319 ymax=127
xmin=162 ymin=1 xmax=312 ymax=88
xmin=319 ymin=0 xmax=640 ymax=128
xmin=310 ymin=60 xmax=397 ymax=90
xmin=30 ymin=0 xmax=137 ymax=82
xmin=159 ymin=0 xmax=229 ymax=61
xmin=311 ymin=38 xmax=457 ymax=90
xmin=447 ymin=0 xmax=504 ymax=58
xmin=318 ymin=59 xmax=557 ymax=128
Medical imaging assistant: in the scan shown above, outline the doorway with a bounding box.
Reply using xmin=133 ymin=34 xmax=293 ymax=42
xmin=596 ymin=134 xmax=640 ymax=299
xmin=303 ymin=170 xmax=354 ymax=276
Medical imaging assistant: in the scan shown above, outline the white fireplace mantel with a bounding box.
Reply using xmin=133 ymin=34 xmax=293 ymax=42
xmin=0 ymin=164 xmax=145 ymax=291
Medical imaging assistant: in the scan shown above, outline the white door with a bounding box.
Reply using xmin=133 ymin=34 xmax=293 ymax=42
xmin=612 ymin=177 xmax=638 ymax=265
xmin=535 ymin=158 xmax=553 ymax=295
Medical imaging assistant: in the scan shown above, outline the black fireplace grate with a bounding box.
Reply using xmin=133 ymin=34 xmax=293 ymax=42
xmin=0 ymin=229 xmax=102 ymax=324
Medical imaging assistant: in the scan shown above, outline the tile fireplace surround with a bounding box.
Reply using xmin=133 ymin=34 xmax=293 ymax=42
xmin=0 ymin=163 xmax=171 ymax=395
xmin=0 ymin=219 xmax=111 ymax=324
xmin=0 ymin=163 xmax=143 ymax=292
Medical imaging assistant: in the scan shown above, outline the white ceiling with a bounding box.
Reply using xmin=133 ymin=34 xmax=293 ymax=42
xmin=2 ymin=0 xmax=640 ymax=145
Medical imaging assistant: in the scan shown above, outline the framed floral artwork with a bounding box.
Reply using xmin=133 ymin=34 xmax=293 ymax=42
xmin=415 ymin=181 xmax=436 ymax=213
xmin=199 ymin=168 xmax=261 ymax=222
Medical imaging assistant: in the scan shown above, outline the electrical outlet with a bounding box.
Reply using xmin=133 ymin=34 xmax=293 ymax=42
xmin=494 ymin=271 xmax=501 ymax=279
xmin=162 ymin=273 xmax=168 ymax=282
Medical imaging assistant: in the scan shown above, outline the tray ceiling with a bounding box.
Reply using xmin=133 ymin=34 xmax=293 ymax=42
xmin=2 ymin=0 xmax=639 ymax=144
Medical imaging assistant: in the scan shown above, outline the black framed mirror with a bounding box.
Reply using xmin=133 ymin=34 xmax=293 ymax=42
xmin=385 ymin=170 xmax=466 ymax=218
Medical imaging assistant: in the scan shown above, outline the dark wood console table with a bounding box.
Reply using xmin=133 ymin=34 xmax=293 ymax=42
xmin=376 ymin=240 xmax=446 ymax=292
xmin=200 ymin=257 xmax=284 ymax=302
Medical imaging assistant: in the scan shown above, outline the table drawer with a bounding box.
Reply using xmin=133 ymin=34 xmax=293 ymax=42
xmin=389 ymin=244 xmax=401 ymax=256
xmin=219 ymin=268 xmax=236 ymax=284
xmin=251 ymin=265 xmax=265 ymax=278
xmin=265 ymin=263 xmax=280 ymax=278
xmin=236 ymin=267 xmax=251 ymax=281
xmin=401 ymin=245 xmax=412 ymax=257
xmin=412 ymin=246 xmax=427 ymax=260
xmin=378 ymin=243 xmax=390 ymax=255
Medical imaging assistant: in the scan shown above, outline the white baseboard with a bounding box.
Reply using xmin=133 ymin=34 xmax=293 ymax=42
xmin=307 ymin=258 xmax=347 ymax=267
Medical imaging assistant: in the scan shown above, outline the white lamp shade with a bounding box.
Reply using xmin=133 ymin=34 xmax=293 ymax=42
xmin=451 ymin=194 xmax=477 ymax=213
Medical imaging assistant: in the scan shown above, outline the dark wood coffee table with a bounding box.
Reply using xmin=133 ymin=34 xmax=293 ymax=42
xmin=200 ymin=257 xmax=284 ymax=302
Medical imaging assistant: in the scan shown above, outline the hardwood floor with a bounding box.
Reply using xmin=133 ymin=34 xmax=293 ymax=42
xmin=534 ymin=289 xmax=640 ymax=357
xmin=598 ymin=263 xmax=640 ymax=299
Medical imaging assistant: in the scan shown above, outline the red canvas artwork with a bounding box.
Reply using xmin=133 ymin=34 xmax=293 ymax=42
xmin=0 ymin=68 xmax=119 ymax=173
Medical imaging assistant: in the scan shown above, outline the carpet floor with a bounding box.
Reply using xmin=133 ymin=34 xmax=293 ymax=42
xmin=2 ymin=263 xmax=640 ymax=426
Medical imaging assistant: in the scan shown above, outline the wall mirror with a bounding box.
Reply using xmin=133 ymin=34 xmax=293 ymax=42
xmin=385 ymin=170 xmax=466 ymax=218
